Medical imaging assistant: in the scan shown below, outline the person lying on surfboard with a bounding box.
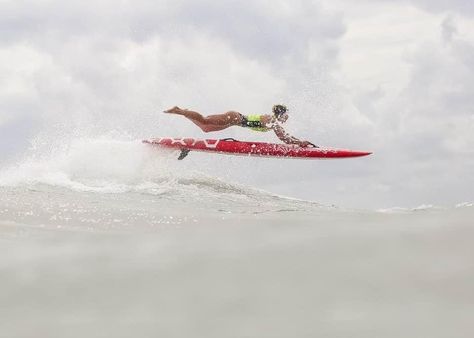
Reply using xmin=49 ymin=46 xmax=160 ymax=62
xmin=164 ymin=104 xmax=315 ymax=147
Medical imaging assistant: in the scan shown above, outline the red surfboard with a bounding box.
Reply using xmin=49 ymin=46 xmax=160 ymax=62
xmin=143 ymin=138 xmax=372 ymax=160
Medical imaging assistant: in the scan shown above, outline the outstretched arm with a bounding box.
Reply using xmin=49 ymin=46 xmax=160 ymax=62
xmin=273 ymin=125 xmax=313 ymax=147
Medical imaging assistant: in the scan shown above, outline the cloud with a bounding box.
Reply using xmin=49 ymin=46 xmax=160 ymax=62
xmin=394 ymin=18 xmax=474 ymax=152
xmin=367 ymin=0 xmax=474 ymax=17
xmin=408 ymin=0 xmax=474 ymax=16
xmin=1 ymin=0 xmax=473 ymax=207
xmin=349 ymin=14 xmax=474 ymax=206
xmin=441 ymin=15 xmax=459 ymax=42
xmin=0 ymin=0 xmax=345 ymax=66
xmin=0 ymin=0 xmax=347 ymax=171
xmin=0 ymin=0 xmax=345 ymax=107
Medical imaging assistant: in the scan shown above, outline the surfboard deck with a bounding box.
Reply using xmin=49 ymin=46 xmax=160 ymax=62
xmin=143 ymin=137 xmax=372 ymax=160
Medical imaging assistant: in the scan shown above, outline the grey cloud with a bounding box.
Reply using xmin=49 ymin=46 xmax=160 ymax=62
xmin=4 ymin=0 xmax=472 ymax=207
xmin=173 ymin=0 xmax=346 ymax=66
xmin=371 ymin=0 xmax=474 ymax=16
xmin=0 ymin=0 xmax=347 ymax=135
xmin=339 ymin=13 xmax=474 ymax=207
xmin=410 ymin=0 xmax=474 ymax=15
xmin=441 ymin=16 xmax=458 ymax=42
xmin=0 ymin=0 xmax=346 ymax=68
xmin=0 ymin=2 xmax=107 ymax=44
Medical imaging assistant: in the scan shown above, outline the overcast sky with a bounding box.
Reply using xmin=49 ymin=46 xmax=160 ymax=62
xmin=0 ymin=0 xmax=473 ymax=208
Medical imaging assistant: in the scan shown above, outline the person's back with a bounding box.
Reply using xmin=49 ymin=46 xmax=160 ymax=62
xmin=163 ymin=104 xmax=313 ymax=147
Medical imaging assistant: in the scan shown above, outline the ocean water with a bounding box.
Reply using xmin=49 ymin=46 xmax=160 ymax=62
xmin=0 ymin=138 xmax=473 ymax=338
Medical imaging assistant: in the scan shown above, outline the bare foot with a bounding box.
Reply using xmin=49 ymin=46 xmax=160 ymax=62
xmin=163 ymin=106 xmax=185 ymax=115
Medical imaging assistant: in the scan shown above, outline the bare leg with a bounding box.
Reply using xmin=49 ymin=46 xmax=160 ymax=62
xmin=164 ymin=106 xmax=242 ymax=132
xmin=164 ymin=106 xmax=186 ymax=115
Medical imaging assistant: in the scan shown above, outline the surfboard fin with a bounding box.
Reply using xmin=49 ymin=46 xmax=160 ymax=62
xmin=178 ymin=149 xmax=190 ymax=160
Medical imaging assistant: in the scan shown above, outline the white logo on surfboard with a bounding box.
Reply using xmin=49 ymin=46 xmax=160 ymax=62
xmin=159 ymin=138 xmax=220 ymax=149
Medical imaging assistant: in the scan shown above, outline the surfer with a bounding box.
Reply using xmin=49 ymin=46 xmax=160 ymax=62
xmin=164 ymin=105 xmax=315 ymax=147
